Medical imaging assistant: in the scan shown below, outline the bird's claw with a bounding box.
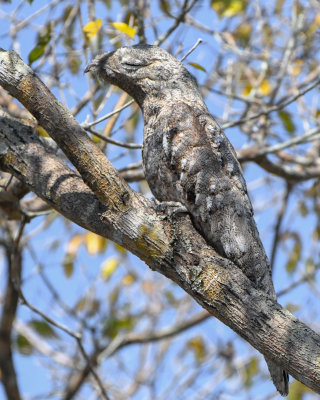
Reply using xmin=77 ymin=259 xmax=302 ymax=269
xmin=155 ymin=201 xmax=188 ymax=217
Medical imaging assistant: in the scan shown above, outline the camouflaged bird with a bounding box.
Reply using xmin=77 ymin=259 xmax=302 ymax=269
xmin=85 ymin=44 xmax=289 ymax=396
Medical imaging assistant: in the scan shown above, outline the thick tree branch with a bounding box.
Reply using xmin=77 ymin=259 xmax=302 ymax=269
xmin=0 ymin=49 xmax=320 ymax=393
xmin=0 ymin=235 xmax=23 ymax=400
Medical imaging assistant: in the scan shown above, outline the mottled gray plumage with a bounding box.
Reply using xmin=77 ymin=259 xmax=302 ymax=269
xmin=85 ymin=44 xmax=289 ymax=396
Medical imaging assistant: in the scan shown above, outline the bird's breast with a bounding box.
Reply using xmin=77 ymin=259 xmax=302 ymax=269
xmin=143 ymin=126 xmax=183 ymax=203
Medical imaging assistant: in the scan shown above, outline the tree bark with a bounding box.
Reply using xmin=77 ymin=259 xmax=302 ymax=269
xmin=0 ymin=49 xmax=319 ymax=393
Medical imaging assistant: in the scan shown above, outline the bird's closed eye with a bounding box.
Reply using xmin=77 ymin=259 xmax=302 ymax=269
xmin=122 ymin=60 xmax=150 ymax=69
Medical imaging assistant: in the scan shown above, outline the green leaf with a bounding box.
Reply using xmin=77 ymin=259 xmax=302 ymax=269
xmin=159 ymin=0 xmax=171 ymax=15
xmin=16 ymin=334 xmax=33 ymax=355
xmin=313 ymin=224 xmax=320 ymax=241
xmin=68 ymin=56 xmax=81 ymax=74
xmin=63 ymin=253 xmax=74 ymax=278
xmin=285 ymin=303 xmax=300 ymax=313
xmin=188 ymin=62 xmax=207 ymax=72
xmin=286 ymin=240 xmax=301 ymax=273
xmin=305 ymin=258 xmax=315 ymax=279
xmin=29 ymin=320 xmax=58 ymax=338
xmin=164 ymin=290 xmax=178 ymax=305
xmin=234 ymin=22 xmax=252 ymax=45
xmin=243 ymin=357 xmax=259 ymax=387
xmin=103 ymin=316 xmax=135 ymax=338
xmin=278 ymin=110 xmax=296 ymax=134
xmin=28 ymin=46 xmax=45 ymax=64
xmin=28 ymin=25 xmax=51 ymax=64
xmin=299 ymin=201 xmax=308 ymax=217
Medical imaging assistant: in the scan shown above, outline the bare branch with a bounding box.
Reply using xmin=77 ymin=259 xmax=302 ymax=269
xmin=82 ymin=99 xmax=135 ymax=130
xmin=270 ymin=183 xmax=293 ymax=271
xmin=18 ymin=287 xmax=111 ymax=400
xmin=180 ymin=38 xmax=203 ymax=62
xmin=100 ymin=311 xmax=211 ymax=359
xmin=222 ymin=78 xmax=320 ymax=130
xmin=87 ymin=126 xmax=142 ymax=149
xmin=154 ymin=0 xmax=199 ymax=46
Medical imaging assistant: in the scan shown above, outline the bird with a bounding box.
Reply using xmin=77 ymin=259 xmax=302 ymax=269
xmin=85 ymin=44 xmax=289 ymax=396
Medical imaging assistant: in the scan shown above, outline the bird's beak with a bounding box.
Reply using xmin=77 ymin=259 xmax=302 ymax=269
xmin=84 ymin=62 xmax=94 ymax=73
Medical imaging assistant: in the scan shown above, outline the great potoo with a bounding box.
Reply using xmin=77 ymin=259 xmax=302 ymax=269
xmin=85 ymin=44 xmax=289 ymax=396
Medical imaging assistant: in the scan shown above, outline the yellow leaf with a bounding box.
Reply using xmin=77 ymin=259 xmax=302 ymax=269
xmin=83 ymin=19 xmax=102 ymax=39
xmin=115 ymin=243 xmax=127 ymax=254
xmin=188 ymin=337 xmax=205 ymax=362
xmin=110 ymin=22 xmax=136 ymax=39
xmin=242 ymin=84 xmax=253 ymax=96
xmin=275 ymin=0 xmax=285 ymax=14
xmin=63 ymin=253 xmax=74 ymax=278
xmin=259 ymin=79 xmax=272 ymax=96
xmin=285 ymin=303 xmax=300 ymax=313
xmin=85 ymin=232 xmax=107 ymax=255
xmin=212 ymin=0 xmax=246 ymax=17
xmin=142 ymin=281 xmax=153 ymax=293
xmin=36 ymin=125 xmax=50 ymax=137
xmin=122 ymin=274 xmax=135 ymax=285
xmin=234 ymin=22 xmax=252 ymax=44
xmin=75 ymin=297 xmax=87 ymax=311
xmin=288 ymin=380 xmax=313 ymax=400
xmin=67 ymin=234 xmax=84 ymax=255
xmin=101 ymin=257 xmax=119 ymax=280
xmin=291 ymin=59 xmax=303 ymax=76
xmin=188 ymin=62 xmax=207 ymax=72
xmin=224 ymin=0 xmax=245 ymax=16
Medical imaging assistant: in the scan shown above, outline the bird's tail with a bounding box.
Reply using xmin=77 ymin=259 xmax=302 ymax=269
xmin=265 ymin=357 xmax=289 ymax=396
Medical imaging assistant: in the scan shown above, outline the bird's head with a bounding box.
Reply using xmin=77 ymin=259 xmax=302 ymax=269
xmin=85 ymin=45 xmax=198 ymax=107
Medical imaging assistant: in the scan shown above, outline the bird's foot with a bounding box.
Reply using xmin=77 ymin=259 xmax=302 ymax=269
xmin=156 ymin=201 xmax=188 ymax=217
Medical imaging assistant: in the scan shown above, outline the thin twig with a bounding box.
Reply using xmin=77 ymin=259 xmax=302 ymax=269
xmin=76 ymin=340 xmax=111 ymax=400
xmin=261 ymin=129 xmax=320 ymax=155
xmin=118 ymin=161 xmax=143 ymax=172
xmin=253 ymin=156 xmax=320 ymax=181
xmin=268 ymin=5 xmax=301 ymax=105
xmin=180 ymin=38 xmax=203 ymax=62
xmin=238 ymin=127 xmax=320 ymax=161
xmin=154 ymin=0 xmax=199 ymax=46
xmin=87 ymin=127 xmax=142 ymax=149
xmin=206 ymin=86 xmax=262 ymax=105
xmin=222 ymin=78 xmax=320 ymax=129
xmin=270 ymin=183 xmax=293 ymax=271
xmin=18 ymin=290 xmax=111 ymax=399
xmin=18 ymin=290 xmax=80 ymax=339
xmin=82 ymin=99 xmax=135 ymax=129
xmin=100 ymin=311 xmax=211 ymax=360
xmin=277 ymin=267 xmax=320 ymax=298
xmin=64 ymin=310 xmax=210 ymax=399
